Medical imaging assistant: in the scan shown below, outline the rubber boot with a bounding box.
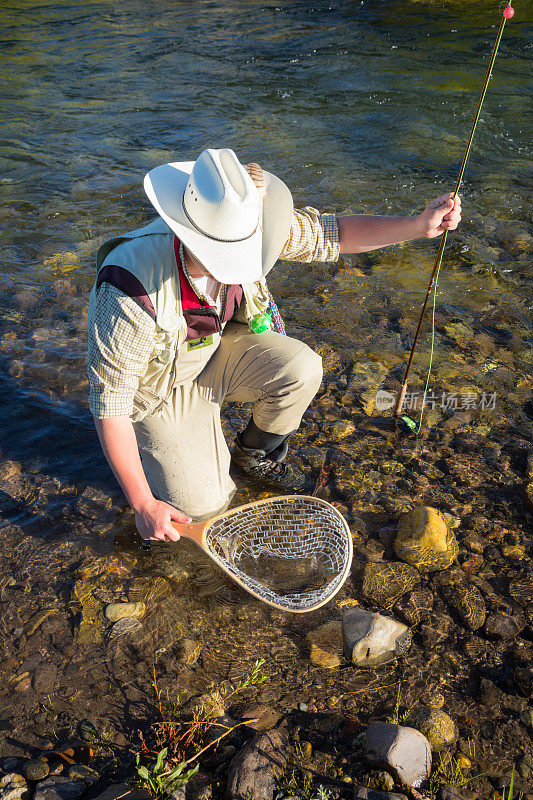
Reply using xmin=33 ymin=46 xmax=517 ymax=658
xmin=231 ymin=421 xmax=308 ymax=492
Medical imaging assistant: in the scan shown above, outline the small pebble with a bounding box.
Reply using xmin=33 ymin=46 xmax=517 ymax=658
xmin=300 ymin=741 xmax=312 ymax=760
xmin=78 ymin=719 xmax=99 ymax=741
xmin=456 ymin=755 xmax=471 ymax=772
xmin=501 ymin=544 xmax=525 ymax=559
xmin=105 ymin=602 xmax=146 ymax=622
xmin=363 ymin=770 xmax=395 ymax=791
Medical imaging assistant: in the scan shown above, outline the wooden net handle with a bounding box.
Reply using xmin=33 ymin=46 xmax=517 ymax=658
xmin=170 ymin=520 xmax=209 ymax=547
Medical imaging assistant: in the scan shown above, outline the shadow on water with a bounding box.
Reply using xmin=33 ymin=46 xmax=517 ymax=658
xmin=0 ymin=375 xmax=107 ymax=487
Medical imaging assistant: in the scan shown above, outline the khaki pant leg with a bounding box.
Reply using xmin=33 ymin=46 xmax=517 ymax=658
xmin=197 ymin=322 xmax=323 ymax=435
xmin=133 ymin=384 xmax=235 ymax=521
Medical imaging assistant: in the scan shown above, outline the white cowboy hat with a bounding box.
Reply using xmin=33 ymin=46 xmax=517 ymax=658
xmin=143 ymin=148 xmax=293 ymax=283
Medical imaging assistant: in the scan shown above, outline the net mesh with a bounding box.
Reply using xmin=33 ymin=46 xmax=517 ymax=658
xmin=204 ymin=496 xmax=352 ymax=612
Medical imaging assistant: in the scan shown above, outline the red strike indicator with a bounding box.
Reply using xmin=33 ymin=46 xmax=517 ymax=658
xmin=503 ymin=4 xmax=515 ymax=18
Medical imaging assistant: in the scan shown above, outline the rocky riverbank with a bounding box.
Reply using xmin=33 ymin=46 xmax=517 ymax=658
xmin=0 ymin=379 xmax=531 ymax=799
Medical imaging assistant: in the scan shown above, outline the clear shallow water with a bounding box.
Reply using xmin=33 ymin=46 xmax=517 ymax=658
xmin=0 ymin=0 xmax=531 ymax=555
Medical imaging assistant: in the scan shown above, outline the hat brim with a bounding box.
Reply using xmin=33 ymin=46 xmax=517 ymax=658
xmin=144 ymin=161 xmax=293 ymax=284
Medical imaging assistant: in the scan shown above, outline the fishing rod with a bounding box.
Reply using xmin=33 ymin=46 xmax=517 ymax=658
xmin=393 ymin=1 xmax=516 ymax=431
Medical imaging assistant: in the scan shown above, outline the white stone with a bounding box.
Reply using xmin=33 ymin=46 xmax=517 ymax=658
xmin=105 ymin=602 xmax=146 ymax=622
xmin=0 ymin=774 xmax=30 ymax=800
xmin=343 ymin=609 xmax=412 ymax=667
xmin=365 ymin=721 xmax=432 ymax=788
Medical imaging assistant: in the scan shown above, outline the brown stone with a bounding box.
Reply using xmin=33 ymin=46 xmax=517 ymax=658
xmin=408 ymin=705 xmax=458 ymax=752
xmin=362 ymin=561 xmax=420 ymax=608
xmin=241 ymin=704 xmax=282 ymax=732
xmin=395 ymin=507 xmax=458 ymax=573
xmin=306 ymin=621 xmax=343 ymax=668
xmin=394 ymin=590 xmax=434 ymax=626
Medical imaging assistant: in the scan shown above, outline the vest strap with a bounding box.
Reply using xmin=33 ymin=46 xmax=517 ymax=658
xmin=96 ymin=265 xmax=156 ymax=320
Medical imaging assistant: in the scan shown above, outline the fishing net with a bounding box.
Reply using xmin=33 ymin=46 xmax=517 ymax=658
xmin=203 ymin=495 xmax=352 ymax=612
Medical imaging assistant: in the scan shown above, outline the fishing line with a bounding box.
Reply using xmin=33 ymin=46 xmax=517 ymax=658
xmin=394 ymin=1 xmax=516 ymax=433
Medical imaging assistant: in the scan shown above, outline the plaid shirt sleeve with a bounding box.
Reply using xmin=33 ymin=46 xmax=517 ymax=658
xmin=88 ymin=283 xmax=155 ymax=418
xmin=278 ymin=206 xmax=340 ymax=263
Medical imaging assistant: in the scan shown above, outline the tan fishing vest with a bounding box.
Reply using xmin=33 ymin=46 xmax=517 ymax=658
xmin=89 ymin=217 xmax=271 ymax=421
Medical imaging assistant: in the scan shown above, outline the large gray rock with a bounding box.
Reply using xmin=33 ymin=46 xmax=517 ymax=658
xmin=33 ymin=778 xmax=86 ymax=800
xmin=343 ymin=609 xmax=412 ymax=667
xmin=353 ymin=788 xmax=407 ymax=800
xmin=90 ymin=786 xmax=150 ymax=800
xmin=226 ymin=730 xmax=288 ymax=800
xmin=365 ymin=722 xmax=432 ymax=788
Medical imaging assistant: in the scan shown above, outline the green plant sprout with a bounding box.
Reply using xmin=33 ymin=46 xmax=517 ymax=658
xmin=501 ymin=766 xmax=520 ymax=800
xmin=428 ymin=750 xmax=484 ymax=800
xmin=135 ymin=748 xmax=199 ymax=799
xmin=277 ymin=739 xmax=337 ymax=800
xmin=134 ymin=658 xmax=267 ymax=798
xmin=388 ymin=681 xmax=413 ymax=725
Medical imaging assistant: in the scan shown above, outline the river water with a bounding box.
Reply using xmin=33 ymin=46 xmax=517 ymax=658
xmin=0 ymin=0 xmax=531 ymax=786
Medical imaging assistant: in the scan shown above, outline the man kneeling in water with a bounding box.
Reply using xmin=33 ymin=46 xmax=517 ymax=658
xmin=87 ymin=148 xmax=461 ymax=544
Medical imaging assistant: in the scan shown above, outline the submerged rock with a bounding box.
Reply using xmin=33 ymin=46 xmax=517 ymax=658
xmin=342 ymin=361 xmax=389 ymax=417
xmin=508 ymin=577 xmax=533 ymax=607
xmin=362 ymin=562 xmax=420 ymax=608
xmin=307 ymin=620 xmax=344 ymax=668
xmin=71 ymin=580 xmax=104 ymax=646
xmin=439 ymin=582 xmax=486 ymax=631
xmin=66 ymin=766 xmax=99 ymax=785
xmin=240 ymin=704 xmax=282 ymax=732
xmin=325 ymin=420 xmax=356 ymax=441
xmin=408 ymin=706 xmax=458 ymax=752
xmin=34 ymin=775 xmax=87 ymax=800
xmin=419 ymin=612 xmax=455 ymax=648
xmin=180 ymin=638 xmax=202 ymax=665
xmin=484 ymin=613 xmax=523 ymax=639
xmin=353 ymin=789 xmax=405 ymax=800
xmin=105 ymin=602 xmax=146 ymax=622
xmin=393 ymin=589 xmax=434 ymax=626
xmin=76 ymin=486 xmax=114 ymax=518
xmin=33 ymin=664 xmax=58 ymax=695
xmin=365 ymin=721 xmax=432 ymax=787
xmin=109 ymin=617 xmax=144 ymax=639
xmin=394 ymin=507 xmax=458 ymax=573
xmin=343 ymin=609 xmax=412 ymax=667
xmin=33 ymin=778 xmax=86 ymax=800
